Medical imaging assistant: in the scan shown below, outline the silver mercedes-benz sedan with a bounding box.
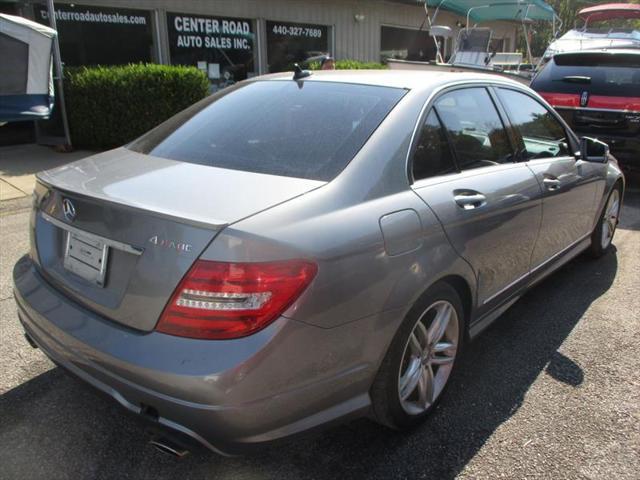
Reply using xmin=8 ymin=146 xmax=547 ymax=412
xmin=13 ymin=70 xmax=624 ymax=456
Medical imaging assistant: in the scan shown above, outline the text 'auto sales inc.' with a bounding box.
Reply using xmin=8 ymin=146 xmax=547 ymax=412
xmin=173 ymin=16 xmax=252 ymax=50
xmin=1 ymin=0 xmax=518 ymax=91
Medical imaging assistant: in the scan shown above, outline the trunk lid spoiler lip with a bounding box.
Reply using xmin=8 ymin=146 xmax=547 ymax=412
xmin=35 ymin=151 xmax=328 ymax=231
xmin=35 ymin=175 xmax=231 ymax=231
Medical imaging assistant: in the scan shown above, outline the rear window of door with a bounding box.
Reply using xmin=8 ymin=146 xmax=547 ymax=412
xmin=411 ymin=110 xmax=457 ymax=181
xmin=128 ymin=81 xmax=406 ymax=181
xmin=434 ymin=88 xmax=513 ymax=171
xmin=496 ymin=88 xmax=571 ymax=161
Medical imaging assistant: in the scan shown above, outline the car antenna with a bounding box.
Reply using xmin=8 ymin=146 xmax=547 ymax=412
xmin=293 ymin=63 xmax=311 ymax=80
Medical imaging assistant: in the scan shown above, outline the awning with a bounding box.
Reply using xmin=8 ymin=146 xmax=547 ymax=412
xmin=426 ymin=0 xmax=556 ymax=22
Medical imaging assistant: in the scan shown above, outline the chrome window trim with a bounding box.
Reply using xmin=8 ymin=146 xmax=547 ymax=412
xmin=41 ymin=212 xmax=144 ymax=256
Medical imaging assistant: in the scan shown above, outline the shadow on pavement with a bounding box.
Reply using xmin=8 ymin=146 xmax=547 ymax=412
xmin=545 ymin=351 xmax=584 ymax=387
xmin=0 ymin=248 xmax=619 ymax=480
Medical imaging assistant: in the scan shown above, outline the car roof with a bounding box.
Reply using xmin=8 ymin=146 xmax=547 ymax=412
xmin=255 ymin=69 xmax=527 ymax=91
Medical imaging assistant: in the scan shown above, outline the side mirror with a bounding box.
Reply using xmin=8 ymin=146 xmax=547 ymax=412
xmin=579 ymin=136 xmax=609 ymax=163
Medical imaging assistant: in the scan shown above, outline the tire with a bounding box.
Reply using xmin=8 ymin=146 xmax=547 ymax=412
xmin=588 ymin=185 xmax=622 ymax=258
xmin=371 ymin=282 xmax=465 ymax=430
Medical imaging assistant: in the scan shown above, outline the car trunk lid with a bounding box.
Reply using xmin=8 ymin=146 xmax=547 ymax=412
xmin=32 ymin=148 xmax=325 ymax=332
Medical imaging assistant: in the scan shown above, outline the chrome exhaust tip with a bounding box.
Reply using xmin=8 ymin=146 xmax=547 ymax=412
xmin=149 ymin=437 xmax=190 ymax=459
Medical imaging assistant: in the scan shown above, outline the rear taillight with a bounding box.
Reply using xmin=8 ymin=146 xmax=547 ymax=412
xmin=156 ymin=259 xmax=317 ymax=340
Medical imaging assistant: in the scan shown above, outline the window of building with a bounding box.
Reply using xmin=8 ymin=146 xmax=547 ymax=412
xmin=412 ymin=110 xmax=457 ymax=181
xmin=266 ymin=20 xmax=329 ymax=72
xmin=381 ymin=26 xmax=443 ymax=62
xmin=434 ymin=88 xmax=513 ymax=171
xmin=496 ymin=88 xmax=571 ymax=160
xmin=34 ymin=4 xmax=153 ymax=66
xmin=166 ymin=13 xmax=256 ymax=91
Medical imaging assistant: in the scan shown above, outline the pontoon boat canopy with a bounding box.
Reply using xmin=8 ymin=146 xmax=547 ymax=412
xmin=0 ymin=13 xmax=56 ymax=122
xmin=426 ymin=0 xmax=556 ymax=22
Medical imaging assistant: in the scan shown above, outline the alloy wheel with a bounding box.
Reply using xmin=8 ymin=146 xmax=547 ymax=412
xmin=601 ymin=189 xmax=620 ymax=250
xmin=397 ymin=300 xmax=459 ymax=415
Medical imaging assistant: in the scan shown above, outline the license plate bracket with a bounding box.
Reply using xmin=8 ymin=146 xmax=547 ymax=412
xmin=63 ymin=230 xmax=109 ymax=287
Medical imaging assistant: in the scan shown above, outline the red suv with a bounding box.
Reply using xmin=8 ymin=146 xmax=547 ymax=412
xmin=531 ymin=49 xmax=640 ymax=172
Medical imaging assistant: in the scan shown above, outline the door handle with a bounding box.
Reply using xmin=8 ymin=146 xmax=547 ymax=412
xmin=543 ymin=177 xmax=561 ymax=190
xmin=454 ymin=192 xmax=486 ymax=210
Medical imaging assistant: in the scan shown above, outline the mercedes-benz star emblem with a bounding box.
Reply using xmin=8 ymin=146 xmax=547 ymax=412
xmin=62 ymin=198 xmax=76 ymax=222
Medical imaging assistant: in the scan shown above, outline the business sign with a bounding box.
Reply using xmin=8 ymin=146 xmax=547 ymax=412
xmin=167 ymin=13 xmax=255 ymax=90
xmin=35 ymin=4 xmax=152 ymax=66
xmin=266 ymin=20 xmax=329 ymax=73
xmin=37 ymin=5 xmax=148 ymax=26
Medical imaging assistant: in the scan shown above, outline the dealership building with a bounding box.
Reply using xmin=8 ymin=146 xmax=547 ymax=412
xmin=1 ymin=0 xmax=519 ymax=90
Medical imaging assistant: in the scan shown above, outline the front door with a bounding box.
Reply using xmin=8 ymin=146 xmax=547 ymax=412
xmin=493 ymin=87 xmax=603 ymax=269
xmin=410 ymin=87 xmax=542 ymax=310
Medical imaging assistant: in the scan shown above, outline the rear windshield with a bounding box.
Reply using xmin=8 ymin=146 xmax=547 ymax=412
xmin=128 ymin=80 xmax=406 ymax=181
xmin=532 ymin=53 xmax=640 ymax=97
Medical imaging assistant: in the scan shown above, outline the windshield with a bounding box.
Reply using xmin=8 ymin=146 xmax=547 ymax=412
xmin=533 ymin=53 xmax=640 ymax=97
xmin=128 ymin=80 xmax=406 ymax=181
xmin=582 ymin=17 xmax=640 ymax=34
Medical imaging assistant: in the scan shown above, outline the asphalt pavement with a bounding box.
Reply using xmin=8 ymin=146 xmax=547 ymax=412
xmin=1 ymin=189 xmax=638 ymax=480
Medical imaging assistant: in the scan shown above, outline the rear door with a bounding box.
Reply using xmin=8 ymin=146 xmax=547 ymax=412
xmin=494 ymin=87 xmax=603 ymax=269
xmin=410 ymin=86 xmax=542 ymax=311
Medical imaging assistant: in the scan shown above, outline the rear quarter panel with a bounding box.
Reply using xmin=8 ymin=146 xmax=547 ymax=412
xmin=203 ymin=186 xmax=475 ymax=331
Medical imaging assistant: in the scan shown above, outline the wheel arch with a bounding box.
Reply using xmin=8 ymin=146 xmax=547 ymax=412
xmin=437 ymin=274 xmax=473 ymax=339
xmin=403 ymin=273 xmax=475 ymax=341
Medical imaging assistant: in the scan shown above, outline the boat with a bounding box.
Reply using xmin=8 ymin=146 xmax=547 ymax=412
xmin=386 ymin=0 xmax=559 ymax=84
xmin=542 ymin=3 xmax=640 ymax=60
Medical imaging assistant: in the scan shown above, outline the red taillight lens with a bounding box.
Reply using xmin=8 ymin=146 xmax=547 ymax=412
xmin=156 ymin=259 xmax=317 ymax=340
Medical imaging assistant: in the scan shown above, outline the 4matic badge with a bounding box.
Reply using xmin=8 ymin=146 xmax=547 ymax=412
xmin=148 ymin=235 xmax=193 ymax=253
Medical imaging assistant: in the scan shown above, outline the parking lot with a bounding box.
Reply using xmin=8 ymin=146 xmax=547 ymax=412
xmin=1 ymin=188 xmax=639 ymax=480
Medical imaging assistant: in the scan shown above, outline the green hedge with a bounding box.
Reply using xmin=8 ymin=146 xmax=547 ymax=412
xmin=308 ymin=59 xmax=388 ymax=70
xmin=64 ymin=64 xmax=209 ymax=149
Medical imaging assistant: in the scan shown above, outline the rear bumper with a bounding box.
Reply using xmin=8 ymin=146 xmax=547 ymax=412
xmin=13 ymin=255 xmax=384 ymax=455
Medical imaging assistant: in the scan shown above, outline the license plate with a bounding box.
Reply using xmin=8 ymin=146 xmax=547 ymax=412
xmin=63 ymin=231 xmax=109 ymax=287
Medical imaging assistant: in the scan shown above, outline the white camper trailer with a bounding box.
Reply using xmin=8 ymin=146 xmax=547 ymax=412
xmin=0 ymin=14 xmax=56 ymax=122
